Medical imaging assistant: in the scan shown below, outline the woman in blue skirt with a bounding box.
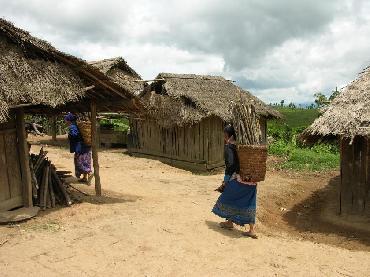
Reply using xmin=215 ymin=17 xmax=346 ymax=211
xmin=212 ymin=125 xmax=258 ymax=238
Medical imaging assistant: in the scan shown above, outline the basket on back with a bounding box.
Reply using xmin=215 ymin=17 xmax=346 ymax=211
xmin=237 ymin=145 xmax=267 ymax=182
xmin=77 ymin=121 xmax=92 ymax=146
xmin=233 ymin=102 xmax=267 ymax=182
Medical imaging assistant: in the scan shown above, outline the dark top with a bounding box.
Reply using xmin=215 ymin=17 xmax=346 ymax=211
xmin=68 ymin=122 xmax=89 ymax=154
xmin=224 ymin=143 xmax=240 ymax=176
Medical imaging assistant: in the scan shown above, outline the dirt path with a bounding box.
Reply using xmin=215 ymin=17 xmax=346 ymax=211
xmin=0 ymin=141 xmax=369 ymax=276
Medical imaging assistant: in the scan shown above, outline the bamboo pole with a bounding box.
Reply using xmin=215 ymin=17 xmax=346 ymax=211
xmin=91 ymin=101 xmax=102 ymax=196
xmin=51 ymin=116 xmax=57 ymax=141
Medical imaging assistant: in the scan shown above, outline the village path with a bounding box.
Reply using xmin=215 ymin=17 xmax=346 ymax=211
xmin=0 ymin=141 xmax=369 ymax=277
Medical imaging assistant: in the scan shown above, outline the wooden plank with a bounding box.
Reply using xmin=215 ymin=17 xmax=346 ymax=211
xmin=16 ymin=109 xmax=33 ymax=208
xmin=4 ymin=132 xmax=22 ymax=200
xmin=353 ymin=136 xmax=366 ymax=213
xmin=0 ymin=128 xmax=16 ymax=135
xmin=340 ymin=138 xmax=345 ymax=214
xmin=91 ymin=101 xmax=102 ymax=196
xmin=259 ymin=118 xmax=267 ymax=144
xmin=51 ymin=116 xmax=57 ymax=141
xmin=0 ymin=135 xmax=10 ymax=202
xmin=0 ymin=120 xmax=16 ymax=131
xmin=366 ymin=138 xmax=370 ymax=214
xmin=205 ymin=118 xmax=210 ymax=163
xmin=199 ymin=122 xmax=204 ymax=161
xmin=340 ymin=138 xmax=354 ymax=214
xmin=0 ymin=196 xmax=23 ymax=212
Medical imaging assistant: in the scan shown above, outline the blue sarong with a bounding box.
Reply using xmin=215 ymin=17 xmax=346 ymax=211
xmin=212 ymin=179 xmax=257 ymax=226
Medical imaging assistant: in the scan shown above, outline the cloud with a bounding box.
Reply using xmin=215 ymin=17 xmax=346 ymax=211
xmin=1 ymin=0 xmax=370 ymax=104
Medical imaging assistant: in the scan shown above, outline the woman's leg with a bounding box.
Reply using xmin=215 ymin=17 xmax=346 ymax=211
xmin=220 ymin=220 xmax=234 ymax=229
xmin=243 ymin=224 xmax=257 ymax=238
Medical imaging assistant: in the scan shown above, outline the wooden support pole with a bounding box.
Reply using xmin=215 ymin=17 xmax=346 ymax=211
xmin=51 ymin=116 xmax=57 ymax=141
xmin=15 ymin=109 xmax=33 ymax=207
xmin=91 ymin=101 xmax=102 ymax=196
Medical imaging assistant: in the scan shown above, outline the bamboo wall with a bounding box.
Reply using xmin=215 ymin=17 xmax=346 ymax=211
xmin=340 ymin=136 xmax=370 ymax=215
xmin=129 ymin=116 xmax=268 ymax=171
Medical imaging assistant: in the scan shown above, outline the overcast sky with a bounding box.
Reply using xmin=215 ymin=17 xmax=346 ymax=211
xmin=1 ymin=0 xmax=370 ymax=104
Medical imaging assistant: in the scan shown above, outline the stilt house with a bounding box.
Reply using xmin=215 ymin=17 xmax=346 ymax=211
xmin=303 ymin=67 xmax=370 ymax=215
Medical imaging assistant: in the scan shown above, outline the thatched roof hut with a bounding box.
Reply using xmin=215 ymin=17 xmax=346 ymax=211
xmin=142 ymin=73 xmax=280 ymax=128
xmin=89 ymin=57 xmax=144 ymax=96
xmin=303 ymin=67 xmax=370 ymax=141
xmin=303 ymin=67 xmax=370 ymax=215
xmin=0 ymin=19 xmax=141 ymax=123
xmin=129 ymin=73 xmax=280 ymax=171
xmin=0 ymin=18 xmax=143 ymax=211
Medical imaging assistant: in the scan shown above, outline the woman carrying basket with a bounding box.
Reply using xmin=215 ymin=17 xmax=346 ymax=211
xmin=212 ymin=125 xmax=258 ymax=239
xmin=64 ymin=113 xmax=93 ymax=184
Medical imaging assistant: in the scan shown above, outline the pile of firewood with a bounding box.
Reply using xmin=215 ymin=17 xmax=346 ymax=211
xmin=29 ymin=148 xmax=72 ymax=210
xmin=232 ymin=103 xmax=262 ymax=145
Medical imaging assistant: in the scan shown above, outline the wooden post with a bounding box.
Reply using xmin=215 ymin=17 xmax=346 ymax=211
xmin=90 ymin=101 xmax=102 ymax=196
xmin=15 ymin=109 xmax=33 ymax=207
xmin=51 ymin=116 xmax=57 ymax=141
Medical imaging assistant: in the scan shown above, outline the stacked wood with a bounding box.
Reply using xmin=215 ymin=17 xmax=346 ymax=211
xmin=232 ymin=102 xmax=267 ymax=182
xmin=232 ymin=103 xmax=262 ymax=145
xmin=29 ymin=148 xmax=72 ymax=210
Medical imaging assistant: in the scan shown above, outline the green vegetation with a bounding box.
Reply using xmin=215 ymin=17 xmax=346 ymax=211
xmin=100 ymin=118 xmax=130 ymax=132
xmin=268 ymin=107 xmax=339 ymax=171
xmin=273 ymin=107 xmax=320 ymax=128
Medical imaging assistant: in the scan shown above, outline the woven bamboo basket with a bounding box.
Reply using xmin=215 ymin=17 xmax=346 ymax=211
xmin=237 ymin=144 xmax=267 ymax=182
xmin=77 ymin=121 xmax=92 ymax=146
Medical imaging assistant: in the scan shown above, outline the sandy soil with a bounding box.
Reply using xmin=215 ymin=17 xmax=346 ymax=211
xmin=0 ymin=137 xmax=369 ymax=276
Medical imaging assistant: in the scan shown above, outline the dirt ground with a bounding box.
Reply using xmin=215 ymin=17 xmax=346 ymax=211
xmin=0 ymin=137 xmax=369 ymax=276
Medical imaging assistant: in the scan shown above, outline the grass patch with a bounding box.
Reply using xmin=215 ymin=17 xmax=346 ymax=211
xmin=267 ymin=106 xmax=339 ymax=172
xmin=274 ymin=107 xmax=320 ymax=128
xmin=269 ymin=141 xmax=339 ymax=171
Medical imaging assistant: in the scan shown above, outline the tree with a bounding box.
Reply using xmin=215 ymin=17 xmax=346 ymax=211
xmin=288 ymin=102 xmax=296 ymax=109
xmin=280 ymin=100 xmax=285 ymax=107
xmin=329 ymin=87 xmax=340 ymax=101
xmin=314 ymin=92 xmax=328 ymax=108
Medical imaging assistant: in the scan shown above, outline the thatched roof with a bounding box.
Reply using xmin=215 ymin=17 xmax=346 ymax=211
xmin=89 ymin=57 xmax=144 ymax=95
xmin=143 ymin=73 xmax=281 ymax=127
xmin=303 ymin=67 xmax=370 ymax=140
xmin=0 ymin=18 xmax=141 ymax=123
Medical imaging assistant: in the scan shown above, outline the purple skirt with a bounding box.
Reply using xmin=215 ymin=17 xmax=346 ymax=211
xmin=74 ymin=151 xmax=92 ymax=178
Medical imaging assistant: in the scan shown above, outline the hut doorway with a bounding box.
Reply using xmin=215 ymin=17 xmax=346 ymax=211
xmin=0 ymin=119 xmax=23 ymax=211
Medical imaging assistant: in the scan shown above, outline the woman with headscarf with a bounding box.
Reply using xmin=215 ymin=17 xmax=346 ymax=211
xmin=212 ymin=124 xmax=258 ymax=239
xmin=64 ymin=113 xmax=93 ymax=184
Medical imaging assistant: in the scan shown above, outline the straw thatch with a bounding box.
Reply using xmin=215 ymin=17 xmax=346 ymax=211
xmin=303 ymin=67 xmax=370 ymax=140
xmin=0 ymin=18 xmax=140 ymax=123
xmin=142 ymin=73 xmax=281 ymax=127
xmin=89 ymin=57 xmax=144 ymax=95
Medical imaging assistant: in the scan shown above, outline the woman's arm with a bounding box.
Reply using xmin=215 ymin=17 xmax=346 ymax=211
xmin=68 ymin=124 xmax=79 ymax=138
xmin=225 ymin=146 xmax=237 ymax=176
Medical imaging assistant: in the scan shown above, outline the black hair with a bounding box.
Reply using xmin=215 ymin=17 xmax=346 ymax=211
xmin=224 ymin=124 xmax=237 ymax=140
